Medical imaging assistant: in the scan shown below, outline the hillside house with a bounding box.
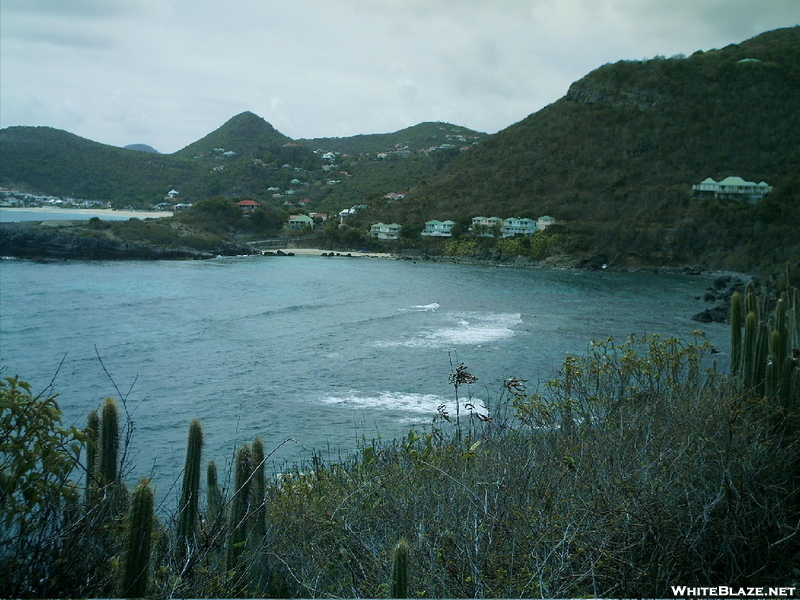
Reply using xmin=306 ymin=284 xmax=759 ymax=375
xmin=501 ymin=217 xmax=537 ymax=237
xmin=288 ymin=215 xmax=314 ymax=230
xmin=370 ymin=222 xmax=402 ymax=240
xmin=692 ymin=176 xmax=772 ymax=201
xmin=537 ymin=216 xmax=556 ymax=230
xmin=236 ymin=199 xmax=261 ymax=214
xmin=421 ymin=220 xmax=456 ymax=237
xmin=471 ymin=216 xmax=504 ymax=236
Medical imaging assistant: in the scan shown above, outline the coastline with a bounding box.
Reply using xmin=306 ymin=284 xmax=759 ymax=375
xmin=0 ymin=206 xmax=173 ymax=220
xmin=272 ymin=248 xmax=395 ymax=259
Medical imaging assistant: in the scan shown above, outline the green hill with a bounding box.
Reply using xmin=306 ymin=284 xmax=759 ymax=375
xmin=174 ymin=111 xmax=292 ymax=158
xmin=382 ymin=26 xmax=800 ymax=274
xmin=0 ymin=114 xmax=478 ymax=211
xmin=0 ymin=126 xmax=198 ymax=204
xmin=299 ymin=121 xmax=487 ymax=155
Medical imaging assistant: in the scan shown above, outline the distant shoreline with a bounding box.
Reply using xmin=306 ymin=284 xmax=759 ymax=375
xmin=0 ymin=206 xmax=173 ymax=220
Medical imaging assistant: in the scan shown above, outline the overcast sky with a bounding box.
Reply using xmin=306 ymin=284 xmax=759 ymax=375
xmin=1 ymin=0 xmax=797 ymax=154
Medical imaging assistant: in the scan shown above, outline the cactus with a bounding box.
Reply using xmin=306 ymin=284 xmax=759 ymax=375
xmin=207 ymin=460 xmax=223 ymax=528
xmin=84 ymin=409 xmax=99 ymax=503
xmin=745 ymin=281 xmax=761 ymax=320
xmin=99 ymin=398 xmax=120 ymax=485
xmin=731 ymin=291 xmax=743 ymax=377
xmin=120 ymin=479 xmax=155 ymax=598
xmin=177 ymin=419 xmax=203 ymax=560
xmin=733 ymin=280 xmax=800 ymax=416
xmin=250 ymin=437 xmax=267 ymax=540
xmin=742 ymin=311 xmax=759 ymax=390
xmin=227 ymin=444 xmax=252 ymax=573
xmin=391 ymin=538 xmax=410 ymax=598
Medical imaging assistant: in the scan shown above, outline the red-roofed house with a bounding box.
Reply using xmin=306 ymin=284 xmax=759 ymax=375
xmin=237 ymin=199 xmax=261 ymax=214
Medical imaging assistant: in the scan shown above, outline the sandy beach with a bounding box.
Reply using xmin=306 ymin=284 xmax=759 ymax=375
xmin=274 ymin=248 xmax=395 ymax=259
xmin=0 ymin=206 xmax=173 ymax=220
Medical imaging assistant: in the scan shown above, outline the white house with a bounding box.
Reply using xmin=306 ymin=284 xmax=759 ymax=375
xmin=288 ymin=215 xmax=314 ymax=230
xmin=692 ymin=176 xmax=772 ymax=201
xmin=370 ymin=222 xmax=402 ymax=240
xmin=537 ymin=216 xmax=556 ymax=230
xmin=471 ymin=216 xmax=504 ymax=236
xmin=421 ymin=220 xmax=456 ymax=237
xmin=501 ymin=217 xmax=537 ymax=237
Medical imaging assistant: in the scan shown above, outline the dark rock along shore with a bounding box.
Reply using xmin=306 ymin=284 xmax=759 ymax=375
xmin=0 ymin=222 xmax=257 ymax=260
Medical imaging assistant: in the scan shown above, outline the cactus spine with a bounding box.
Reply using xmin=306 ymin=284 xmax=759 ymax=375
xmin=227 ymin=444 xmax=252 ymax=573
xmin=99 ymin=398 xmax=120 ymax=485
xmin=120 ymin=479 xmax=155 ymax=598
xmin=84 ymin=409 xmax=99 ymax=502
xmin=391 ymin=538 xmax=410 ymax=598
xmin=177 ymin=419 xmax=203 ymax=560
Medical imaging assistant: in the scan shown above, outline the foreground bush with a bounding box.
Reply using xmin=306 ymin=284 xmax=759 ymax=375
xmin=1 ymin=285 xmax=798 ymax=597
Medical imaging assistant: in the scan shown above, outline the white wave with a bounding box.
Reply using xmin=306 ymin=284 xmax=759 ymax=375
xmin=399 ymin=302 xmax=440 ymax=312
xmin=377 ymin=311 xmax=522 ymax=348
xmin=317 ymin=390 xmax=490 ymax=420
xmin=318 ymin=390 xmax=447 ymax=414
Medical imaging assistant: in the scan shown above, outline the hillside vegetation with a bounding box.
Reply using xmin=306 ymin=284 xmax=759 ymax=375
xmin=380 ymin=27 xmax=799 ymax=274
xmin=0 ymin=126 xmax=198 ymax=204
xmin=300 ymin=121 xmax=486 ymax=154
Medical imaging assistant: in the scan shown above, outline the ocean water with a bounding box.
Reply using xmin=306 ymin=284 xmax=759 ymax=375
xmin=0 ymin=255 xmax=729 ymax=498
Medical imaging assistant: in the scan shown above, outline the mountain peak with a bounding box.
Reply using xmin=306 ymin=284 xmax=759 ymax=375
xmin=174 ymin=111 xmax=291 ymax=157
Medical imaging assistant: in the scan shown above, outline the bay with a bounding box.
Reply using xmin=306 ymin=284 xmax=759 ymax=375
xmin=0 ymin=255 xmax=729 ymax=498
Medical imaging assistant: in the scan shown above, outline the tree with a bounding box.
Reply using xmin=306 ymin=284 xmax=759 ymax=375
xmin=0 ymin=376 xmax=86 ymax=530
xmin=0 ymin=376 xmax=88 ymax=596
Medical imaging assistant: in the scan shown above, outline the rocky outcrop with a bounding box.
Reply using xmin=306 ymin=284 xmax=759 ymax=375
xmin=0 ymin=223 xmax=257 ymax=260
xmin=565 ymin=77 xmax=669 ymax=111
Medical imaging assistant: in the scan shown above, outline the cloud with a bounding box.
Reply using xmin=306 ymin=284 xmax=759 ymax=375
xmin=1 ymin=0 xmax=798 ymax=152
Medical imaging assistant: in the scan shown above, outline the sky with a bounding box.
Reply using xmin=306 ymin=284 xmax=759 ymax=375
xmin=1 ymin=0 xmax=798 ymax=154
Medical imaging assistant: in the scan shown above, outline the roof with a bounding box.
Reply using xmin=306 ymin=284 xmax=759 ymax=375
xmin=719 ymin=176 xmax=750 ymax=186
xmin=237 ymin=199 xmax=260 ymax=206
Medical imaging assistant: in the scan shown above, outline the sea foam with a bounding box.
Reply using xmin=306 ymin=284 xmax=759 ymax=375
xmin=378 ymin=311 xmax=522 ymax=348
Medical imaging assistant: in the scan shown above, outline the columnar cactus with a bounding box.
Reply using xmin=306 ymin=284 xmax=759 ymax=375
xmin=391 ymin=538 xmax=410 ymax=598
xmin=99 ymin=398 xmax=119 ymax=485
xmin=84 ymin=408 xmax=99 ymax=502
xmin=226 ymin=444 xmax=252 ymax=572
xmin=120 ymin=479 xmax=155 ymax=598
xmin=177 ymin=419 xmax=203 ymax=559
xmin=731 ymin=291 xmax=743 ymax=377
xmin=250 ymin=437 xmax=267 ymax=540
xmin=207 ymin=460 xmax=223 ymax=528
xmin=733 ymin=281 xmax=799 ymax=414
